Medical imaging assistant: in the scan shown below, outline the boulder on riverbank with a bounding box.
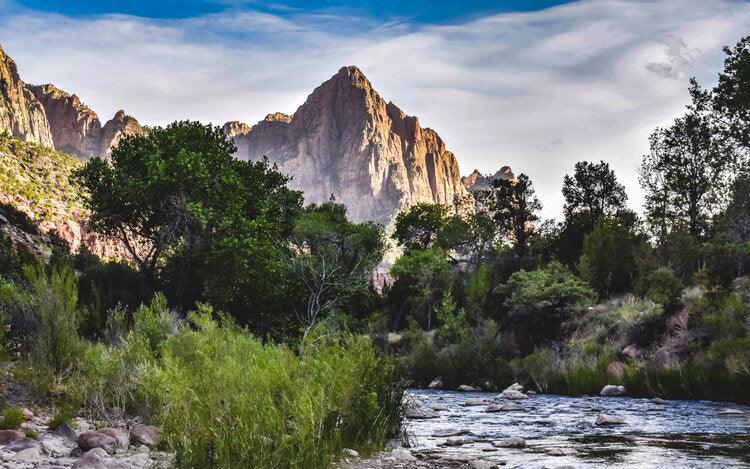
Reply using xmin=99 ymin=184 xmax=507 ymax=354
xmin=428 ymin=378 xmax=443 ymax=389
xmin=599 ymin=385 xmax=626 ymax=396
xmin=458 ymin=384 xmax=479 ymax=392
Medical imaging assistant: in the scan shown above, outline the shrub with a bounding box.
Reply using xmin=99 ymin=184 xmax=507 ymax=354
xmin=132 ymin=293 xmax=178 ymax=356
xmin=24 ymin=265 xmax=82 ymax=374
xmin=645 ymin=267 xmax=683 ymax=312
xmin=0 ymin=405 xmax=24 ymax=430
xmin=500 ymin=262 xmax=596 ymax=352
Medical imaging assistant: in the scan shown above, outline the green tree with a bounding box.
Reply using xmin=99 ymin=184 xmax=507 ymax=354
xmin=500 ymin=262 xmax=596 ymax=353
xmin=75 ymin=121 xmax=303 ymax=332
xmin=562 ymin=160 xmax=627 ymax=224
xmin=712 ymin=36 xmax=750 ymax=155
xmin=390 ymin=248 xmax=451 ymax=330
xmin=487 ymin=174 xmax=541 ymax=256
xmin=641 ymin=91 xmax=732 ymax=240
xmin=290 ymin=202 xmax=384 ymax=339
xmin=393 ymin=203 xmax=449 ymax=252
xmin=578 ymin=217 xmax=638 ymax=298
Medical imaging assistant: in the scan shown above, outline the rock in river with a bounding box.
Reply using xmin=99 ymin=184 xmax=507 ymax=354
xmin=458 ymin=384 xmax=479 ymax=392
xmin=492 ymin=437 xmax=526 ymax=448
xmin=595 ymin=413 xmax=626 ymax=426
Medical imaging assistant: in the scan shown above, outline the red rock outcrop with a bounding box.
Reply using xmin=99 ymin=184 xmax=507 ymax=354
xmin=0 ymin=45 xmax=53 ymax=147
xmin=99 ymin=110 xmax=145 ymax=157
xmin=27 ymin=84 xmax=102 ymax=158
xmin=226 ymin=67 xmax=467 ymax=223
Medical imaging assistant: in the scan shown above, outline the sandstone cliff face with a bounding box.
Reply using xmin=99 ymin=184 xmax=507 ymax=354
xmin=227 ymin=67 xmax=467 ymax=223
xmin=28 ymin=84 xmax=102 ymax=158
xmin=0 ymin=45 xmax=53 ymax=147
xmin=100 ymin=110 xmax=145 ymax=157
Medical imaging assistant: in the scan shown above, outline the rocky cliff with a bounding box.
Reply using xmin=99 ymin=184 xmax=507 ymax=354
xmin=28 ymin=84 xmax=144 ymax=159
xmin=0 ymin=45 xmax=53 ymax=147
xmin=462 ymin=166 xmax=515 ymax=194
xmin=226 ymin=67 xmax=467 ymax=223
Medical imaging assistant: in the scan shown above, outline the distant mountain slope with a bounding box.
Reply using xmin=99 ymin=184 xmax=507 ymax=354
xmin=226 ymin=67 xmax=468 ymax=223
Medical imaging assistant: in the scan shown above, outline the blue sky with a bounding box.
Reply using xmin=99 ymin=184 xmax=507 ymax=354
xmin=15 ymin=0 xmax=573 ymax=22
xmin=2 ymin=0 xmax=750 ymax=218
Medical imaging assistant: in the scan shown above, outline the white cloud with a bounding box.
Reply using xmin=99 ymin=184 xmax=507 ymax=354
xmin=1 ymin=0 xmax=749 ymax=219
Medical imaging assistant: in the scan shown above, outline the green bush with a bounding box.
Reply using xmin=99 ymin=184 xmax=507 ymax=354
xmin=0 ymin=405 xmax=24 ymax=430
xmin=24 ymin=265 xmax=82 ymax=374
xmin=500 ymin=262 xmax=596 ymax=352
xmin=141 ymin=308 xmax=402 ymax=468
xmin=645 ymin=267 xmax=683 ymax=312
xmin=132 ymin=293 xmax=177 ymax=356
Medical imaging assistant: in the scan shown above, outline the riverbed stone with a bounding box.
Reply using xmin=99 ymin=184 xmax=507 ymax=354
xmin=471 ymin=460 xmax=496 ymax=469
xmin=52 ymin=421 xmax=78 ymax=441
xmin=595 ymin=413 xmax=626 ymax=425
xmin=599 ymin=385 xmax=626 ymax=396
xmin=77 ymin=431 xmax=117 ymax=454
xmin=485 ymin=403 xmax=522 ymax=412
xmin=343 ymin=448 xmax=359 ymax=458
xmin=130 ymin=425 xmax=160 ymax=449
xmin=499 ymin=389 xmax=528 ymax=400
xmin=21 ymin=408 xmax=34 ymax=421
xmin=492 ymin=437 xmax=526 ymax=448
xmin=428 ymin=378 xmax=443 ymax=389
xmin=389 ymin=449 xmax=416 ymax=461
xmin=458 ymin=385 xmax=479 ymax=392
xmin=426 ymin=403 xmax=449 ymax=411
xmin=0 ymin=430 xmax=24 ymax=444
xmin=718 ymin=408 xmax=745 ymax=415
xmin=4 ymin=437 xmax=43 ymax=453
xmin=97 ymin=428 xmax=129 ymax=451
xmin=13 ymin=447 xmax=40 ymax=463
xmin=464 ymin=398 xmax=488 ymax=406
xmin=432 ymin=428 xmax=466 ymax=437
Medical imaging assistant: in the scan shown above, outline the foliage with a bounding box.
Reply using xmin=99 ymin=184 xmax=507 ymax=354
xmin=393 ymin=203 xmax=449 ymax=252
xmin=75 ymin=121 xmax=303 ymax=334
xmin=562 ymin=160 xmax=627 ymax=223
xmin=390 ymin=248 xmax=451 ymax=329
xmin=644 ymin=267 xmax=683 ymax=312
xmin=24 ymin=265 xmax=82 ymax=374
xmin=578 ymin=217 xmax=638 ymax=298
xmin=0 ymin=134 xmax=83 ymax=223
xmin=486 ymin=174 xmax=541 ymax=256
xmin=500 ymin=262 xmax=596 ymax=352
xmin=291 ymin=202 xmax=384 ymax=338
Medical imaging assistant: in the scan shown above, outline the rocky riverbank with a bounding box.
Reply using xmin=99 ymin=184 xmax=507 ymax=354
xmin=0 ymin=406 xmax=173 ymax=469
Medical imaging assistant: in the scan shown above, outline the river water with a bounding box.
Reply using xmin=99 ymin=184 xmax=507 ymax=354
xmin=400 ymin=389 xmax=750 ymax=468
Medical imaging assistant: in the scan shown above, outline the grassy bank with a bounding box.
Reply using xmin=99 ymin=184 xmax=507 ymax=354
xmin=1 ymin=268 xmax=403 ymax=468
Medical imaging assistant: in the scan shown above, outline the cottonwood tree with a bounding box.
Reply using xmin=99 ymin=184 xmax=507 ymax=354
xmin=75 ymin=121 xmax=303 ymax=334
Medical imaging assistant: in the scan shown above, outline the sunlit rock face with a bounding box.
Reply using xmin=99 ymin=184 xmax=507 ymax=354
xmin=225 ymin=66 xmax=468 ymax=224
xmin=27 ymin=84 xmax=102 ymax=158
xmin=0 ymin=45 xmax=53 ymax=147
xmin=29 ymin=83 xmax=144 ymax=159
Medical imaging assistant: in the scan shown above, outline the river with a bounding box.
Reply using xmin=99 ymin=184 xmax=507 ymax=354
xmin=364 ymin=389 xmax=750 ymax=468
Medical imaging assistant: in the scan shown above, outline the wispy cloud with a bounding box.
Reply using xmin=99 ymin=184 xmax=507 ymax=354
xmin=1 ymin=0 xmax=749 ymax=218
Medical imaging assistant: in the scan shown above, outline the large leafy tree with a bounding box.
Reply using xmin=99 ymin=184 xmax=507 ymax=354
xmin=577 ymin=217 xmax=638 ymax=298
xmin=712 ymin=36 xmax=750 ymax=156
xmin=75 ymin=121 xmax=303 ymax=332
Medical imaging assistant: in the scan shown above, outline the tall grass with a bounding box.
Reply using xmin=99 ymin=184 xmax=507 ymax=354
xmin=140 ymin=308 xmax=402 ymax=468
